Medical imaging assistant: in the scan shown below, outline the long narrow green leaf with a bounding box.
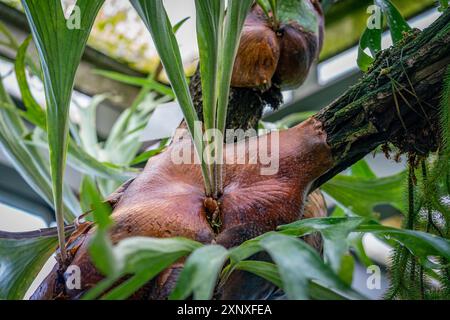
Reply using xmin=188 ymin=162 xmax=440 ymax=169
xmin=0 ymin=21 xmax=41 ymax=77
xmin=69 ymin=141 xmax=139 ymax=181
xmin=376 ymin=0 xmax=411 ymax=44
xmin=170 ymin=245 xmax=229 ymax=300
xmin=14 ymin=36 xmax=46 ymax=129
xmin=0 ymin=230 xmax=58 ymax=300
xmin=357 ymin=23 xmax=382 ymax=72
xmin=85 ymin=237 xmax=201 ymax=299
xmin=279 ymin=217 xmax=367 ymax=273
xmin=131 ymin=0 xmax=212 ymax=195
xmin=275 ymin=111 xmax=316 ymax=128
xmin=85 ymin=177 xmax=118 ymax=278
xmin=114 ymin=237 xmax=202 ymax=275
xmin=280 ymin=217 xmax=450 ymax=268
xmin=195 ymin=0 xmax=225 ymax=184
xmin=228 ymin=231 xmax=278 ymax=264
xmin=356 ymin=224 xmax=450 ymax=264
xmin=234 ymin=260 xmax=350 ymax=300
xmin=194 ymin=1 xmax=224 ymax=132
xmin=228 ymin=227 xmax=365 ymax=299
xmin=22 ymin=0 xmax=105 ymax=261
xmin=235 ymin=261 xmax=283 ymax=288
xmin=260 ymin=234 xmax=365 ymax=300
xmin=130 ymin=146 xmax=166 ymax=166
xmin=215 ymin=0 xmax=253 ymax=193
xmin=0 ymin=21 xmax=18 ymax=49
xmin=100 ymin=254 xmax=182 ymax=300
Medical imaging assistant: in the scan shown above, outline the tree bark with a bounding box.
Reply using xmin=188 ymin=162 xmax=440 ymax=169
xmin=314 ymin=9 xmax=450 ymax=188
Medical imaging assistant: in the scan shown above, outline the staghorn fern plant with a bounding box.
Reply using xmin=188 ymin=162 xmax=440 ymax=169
xmin=0 ymin=0 xmax=449 ymax=301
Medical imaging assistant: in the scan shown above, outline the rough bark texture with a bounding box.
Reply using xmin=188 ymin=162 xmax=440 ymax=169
xmin=314 ymin=9 xmax=450 ymax=187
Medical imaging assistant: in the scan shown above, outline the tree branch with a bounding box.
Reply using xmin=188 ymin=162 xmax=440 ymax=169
xmin=314 ymin=9 xmax=450 ymax=188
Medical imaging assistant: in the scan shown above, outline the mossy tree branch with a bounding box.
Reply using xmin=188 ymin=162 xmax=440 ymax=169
xmin=314 ymin=9 xmax=450 ymax=188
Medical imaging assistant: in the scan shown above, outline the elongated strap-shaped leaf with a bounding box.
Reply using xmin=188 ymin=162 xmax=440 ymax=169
xmin=0 ymin=231 xmax=58 ymax=300
xmin=195 ymin=0 xmax=224 ymax=132
xmin=260 ymin=234 xmax=365 ymax=300
xmin=278 ymin=215 xmax=360 ymax=281
xmin=280 ymin=217 xmax=450 ymax=268
xmin=85 ymin=237 xmax=201 ymax=299
xmin=100 ymin=253 xmax=184 ymax=300
xmin=357 ymin=22 xmax=382 ymax=72
xmin=130 ymin=146 xmax=166 ymax=166
xmin=170 ymin=245 xmax=229 ymax=300
xmin=375 ymin=0 xmax=411 ymax=44
xmin=195 ymin=0 xmax=225 ymax=183
xmin=91 ymin=234 xmax=201 ymax=300
xmin=131 ymin=0 xmax=212 ymax=195
xmin=114 ymin=237 xmax=202 ymax=274
xmin=15 ymin=36 xmax=46 ymax=129
xmin=0 ymin=78 xmax=79 ymax=219
xmin=358 ymin=0 xmax=411 ymax=71
xmin=22 ymin=0 xmax=105 ymax=258
xmin=234 ymin=260 xmax=350 ymax=300
xmin=279 ymin=217 xmax=367 ymax=273
xmin=77 ymin=95 xmax=107 ymax=157
xmin=215 ymin=0 xmax=253 ymax=192
xmin=356 ymin=224 xmax=450 ymax=263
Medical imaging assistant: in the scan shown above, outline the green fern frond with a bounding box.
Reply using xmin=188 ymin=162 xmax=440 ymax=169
xmin=386 ymin=248 xmax=424 ymax=299
xmin=439 ymin=66 xmax=450 ymax=153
